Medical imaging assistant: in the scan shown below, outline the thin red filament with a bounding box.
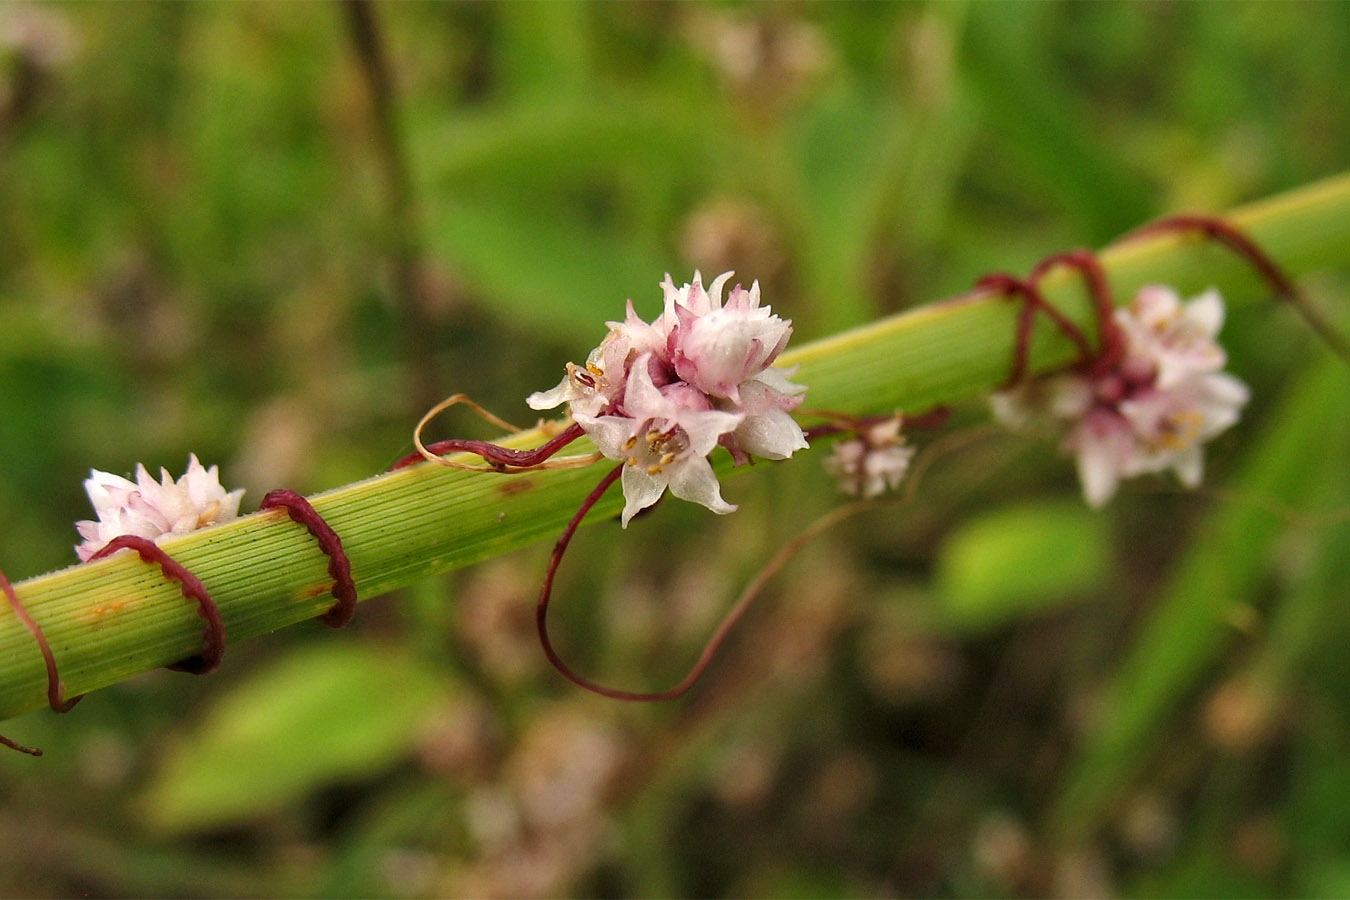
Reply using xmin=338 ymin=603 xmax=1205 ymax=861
xmin=801 ymin=406 xmax=950 ymax=444
xmin=1124 ymin=214 xmax=1296 ymax=297
xmin=977 ymin=270 xmax=1096 ymax=386
xmin=87 ymin=535 xmax=225 ymax=675
xmin=1027 ymin=249 xmax=1122 ymax=377
xmin=1 ymin=565 xmax=81 ymax=715
xmin=259 ymin=490 xmax=358 ymax=629
xmin=390 ymin=422 xmax=586 ymax=471
xmin=0 ymin=564 xmax=77 ymax=756
xmin=1121 ymin=213 xmax=1349 ymax=365
xmin=537 ymin=464 xmax=758 ymax=702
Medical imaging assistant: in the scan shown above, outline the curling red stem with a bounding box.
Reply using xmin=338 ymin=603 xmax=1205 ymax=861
xmin=0 ymin=734 xmax=41 ymax=756
xmin=259 ymin=490 xmax=358 ymax=629
xmin=977 ymin=271 xmax=1094 ymax=385
xmin=1 ymin=565 xmax=81 ymax=715
xmin=1124 ymin=214 xmax=1296 ymax=297
xmin=536 ymin=463 xmax=752 ymax=702
xmin=1121 ymin=214 xmax=1350 ymax=365
xmin=1028 ymin=249 xmax=1123 ymax=376
xmin=88 ymin=536 xmax=225 ymax=675
xmin=390 ymin=422 xmax=586 ymax=471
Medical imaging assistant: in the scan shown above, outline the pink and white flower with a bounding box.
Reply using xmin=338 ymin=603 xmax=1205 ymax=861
xmin=666 ymin=273 xmax=793 ymax=403
xmin=1116 ymin=286 xmax=1228 ymax=389
xmin=528 ymin=271 xmax=807 ymax=523
xmin=991 ymin=286 xmax=1248 ymax=507
xmin=823 ymin=416 xmax=915 ymax=499
xmin=75 ymin=454 xmax=245 ymax=561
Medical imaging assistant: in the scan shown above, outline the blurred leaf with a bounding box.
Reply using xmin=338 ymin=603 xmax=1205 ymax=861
xmin=962 ymin=4 xmax=1151 ymax=239
xmin=432 ymin=193 xmax=670 ymax=341
xmin=935 ymin=499 xmax=1108 ymax=632
xmin=139 ymin=641 xmax=449 ymax=833
xmin=420 ymin=101 xmax=726 ymax=197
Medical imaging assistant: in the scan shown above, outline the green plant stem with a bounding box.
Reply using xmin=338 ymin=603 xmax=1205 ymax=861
xmin=2 ymin=173 xmax=1348 ymax=720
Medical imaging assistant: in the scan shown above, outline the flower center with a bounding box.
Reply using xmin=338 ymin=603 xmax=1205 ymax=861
xmin=1150 ymin=409 xmax=1205 ymax=451
xmin=620 ymin=422 xmax=686 ymax=475
xmin=195 ymin=499 xmax=221 ymax=528
xmin=566 ymin=361 xmax=604 ymax=391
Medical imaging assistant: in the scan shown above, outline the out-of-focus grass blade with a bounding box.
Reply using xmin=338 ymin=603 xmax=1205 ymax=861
xmin=962 ymin=4 xmax=1151 ymax=240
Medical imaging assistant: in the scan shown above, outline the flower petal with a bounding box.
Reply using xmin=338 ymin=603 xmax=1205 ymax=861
xmin=665 ymin=455 xmax=737 ymax=517
xmin=619 ymin=464 xmax=668 ymax=527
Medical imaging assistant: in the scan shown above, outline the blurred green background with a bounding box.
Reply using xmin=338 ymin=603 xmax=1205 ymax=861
xmin=1 ymin=2 xmax=1349 ymax=897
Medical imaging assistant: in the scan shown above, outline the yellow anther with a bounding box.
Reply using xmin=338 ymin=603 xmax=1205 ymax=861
xmin=646 ymin=464 xmax=663 ymax=475
xmin=622 ymin=435 xmax=638 ymax=451
xmin=660 ymin=452 xmax=676 ymax=466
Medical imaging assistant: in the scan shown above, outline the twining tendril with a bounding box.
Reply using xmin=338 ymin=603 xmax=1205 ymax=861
xmin=982 ymin=214 xmax=1316 ymax=508
xmin=390 ymin=393 xmax=597 ymax=473
xmin=799 ymin=406 xmax=951 ymax=444
xmin=87 ymin=535 xmax=224 ymax=675
xmin=1 ymin=566 xmax=81 ymax=716
xmin=976 ymin=270 xmax=1096 ymax=386
xmin=1120 ymin=214 xmax=1350 ymax=367
xmin=259 ymin=490 xmax=358 ymax=629
xmin=982 ymin=214 xmax=1330 ymax=390
xmin=0 ymin=565 xmax=83 ymax=756
xmin=536 ymin=463 xmax=765 ymax=702
xmin=536 ymin=415 xmax=993 ymax=702
xmin=1027 ymin=250 xmax=1122 ymax=375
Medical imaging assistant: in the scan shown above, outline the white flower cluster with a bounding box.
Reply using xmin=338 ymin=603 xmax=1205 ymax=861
xmin=528 ymin=272 xmax=807 ymax=525
xmin=822 ymin=417 xmax=915 ymax=499
xmin=991 ymin=286 xmax=1249 ymax=507
xmin=75 ymin=454 xmax=245 ymax=561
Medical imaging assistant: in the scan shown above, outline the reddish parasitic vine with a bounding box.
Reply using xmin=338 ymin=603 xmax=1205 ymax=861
xmin=982 ymin=213 xmax=1321 ymax=390
xmin=259 ymin=489 xmax=358 ymax=629
xmin=390 ymin=422 xmax=587 ymax=472
xmin=534 ymin=463 xmax=757 ymax=702
xmin=87 ymin=535 xmax=225 ymax=675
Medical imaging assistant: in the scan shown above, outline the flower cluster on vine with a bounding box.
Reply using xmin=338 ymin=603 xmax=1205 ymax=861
xmin=992 ymin=285 xmax=1248 ymax=507
xmin=74 ymin=454 xmax=244 ymax=561
xmin=527 ymin=271 xmax=808 ymax=525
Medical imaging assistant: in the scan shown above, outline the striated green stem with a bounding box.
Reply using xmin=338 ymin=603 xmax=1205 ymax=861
xmin=2 ymin=173 xmax=1349 ymax=720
